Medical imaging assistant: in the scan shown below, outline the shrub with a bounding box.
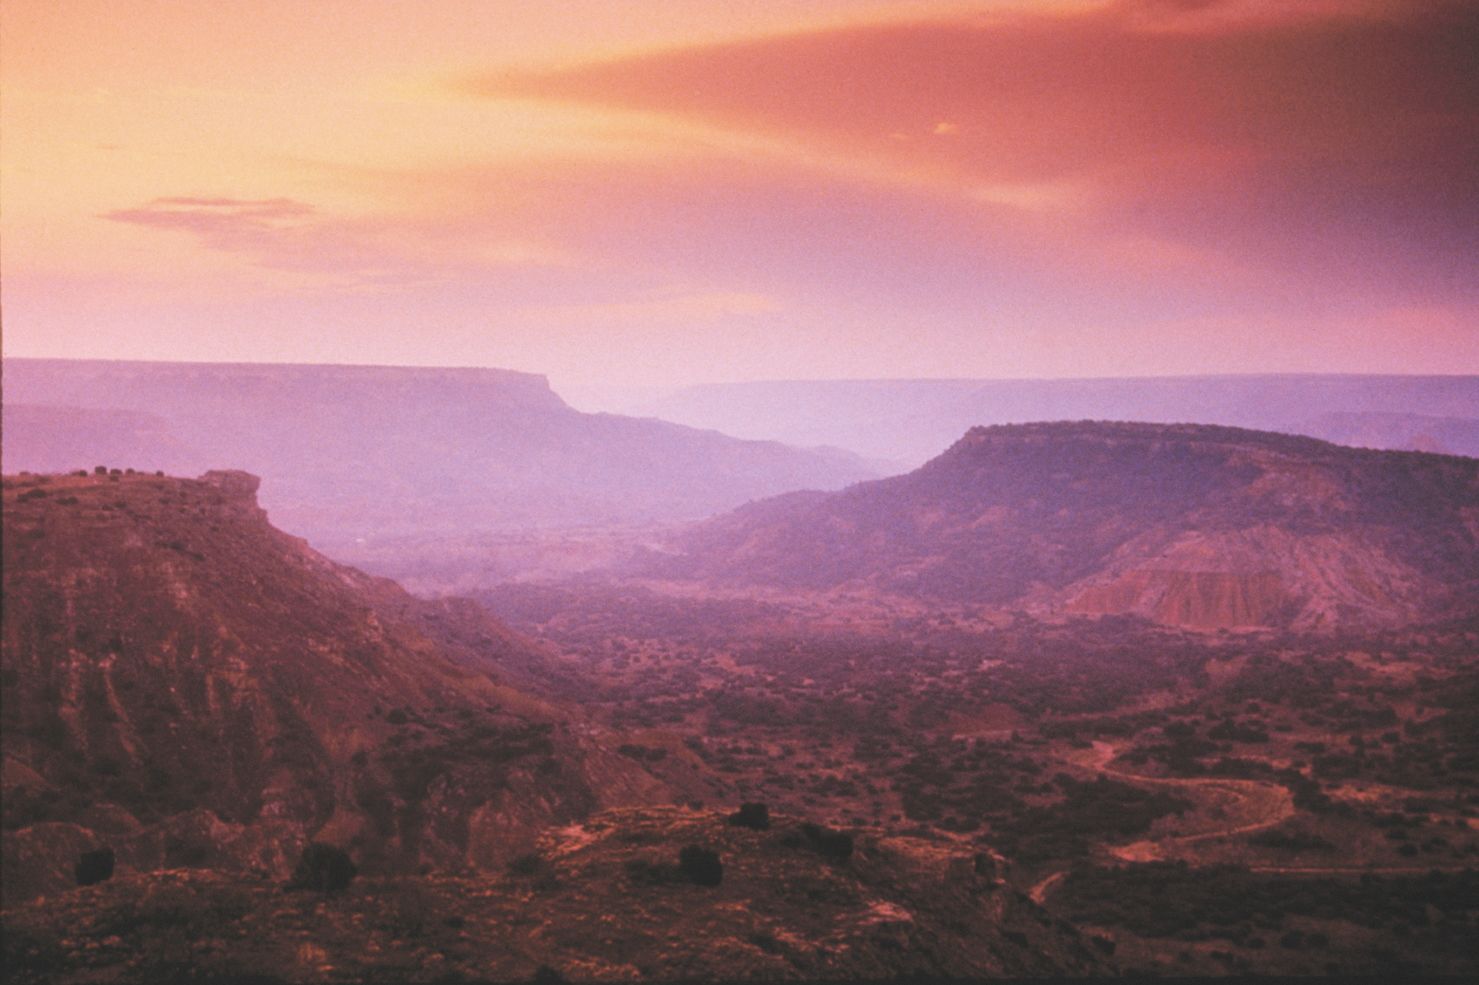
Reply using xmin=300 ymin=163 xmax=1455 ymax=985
xmin=287 ymin=843 xmax=357 ymax=893
xmin=75 ymin=847 xmax=115 ymax=886
xmin=799 ymin=822 xmax=854 ymax=862
xmin=678 ymin=845 xmax=723 ymax=887
xmin=748 ymin=930 xmax=781 ymax=953
xmin=94 ymin=466 xmax=108 ymax=475
xmin=728 ymin=802 xmax=770 ymax=831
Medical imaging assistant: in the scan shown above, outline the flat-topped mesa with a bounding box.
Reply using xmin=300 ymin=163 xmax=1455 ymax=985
xmin=945 ymin=420 xmax=1353 ymax=458
xmin=0 ymin=358 xmax=877 ymax=542
xmin=1 ymin=466 xmax=667 ymax=905
xmin=656 ymin=420 xmax=1479 ymax=631
xmin=1 ymin=357 xmax=570 ymax=414
xmin=200 ymin=469 xmax=262 ymax=499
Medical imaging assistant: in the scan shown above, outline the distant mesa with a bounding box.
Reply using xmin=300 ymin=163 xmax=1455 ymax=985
xmin=606 ymin=375 xmax=1479 ymax=468
xmin=648 ymin=421 xmax=1479 ymax=632
xmin=0 ymin=359 xmax=878 ymax=559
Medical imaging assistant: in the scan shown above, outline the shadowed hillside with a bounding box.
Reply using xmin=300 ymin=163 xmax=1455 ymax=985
xmin=0 ymin=470 xmax=680 ymax=904
xmin=1 ymin=806 xmax=1109 ymax=982
xmin=649 ymin=422 xmax=1479 ymax=630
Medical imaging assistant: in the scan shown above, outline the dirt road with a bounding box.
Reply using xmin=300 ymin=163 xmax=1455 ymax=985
xmin=1029 ymin=740 xmax=1296 ymax=902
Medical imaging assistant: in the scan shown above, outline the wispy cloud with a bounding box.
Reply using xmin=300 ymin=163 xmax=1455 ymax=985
xmin=102 ymin=194 xmax=576 ymax=289
xmin=103 ymin=197 xmax=316 ymax=253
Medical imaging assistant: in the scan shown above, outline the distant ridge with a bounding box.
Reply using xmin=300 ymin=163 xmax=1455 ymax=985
xmin=1 ymin=358 xmax=877 ymax=552
xmin=649 ymin=421 xmax=1479 ymax=631
xmin=601 ymin=374 xmax=1479 ymax=466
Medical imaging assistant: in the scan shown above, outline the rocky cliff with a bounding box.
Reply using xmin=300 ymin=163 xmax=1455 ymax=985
xmin=0 ymin=470 xmax=675 ymax=904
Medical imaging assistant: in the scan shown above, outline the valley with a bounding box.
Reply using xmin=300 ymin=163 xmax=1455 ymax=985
xmin=478 ymin=578 xmax=1479 ymax=976
xmin=7 ymin=0 xmax=1477 ymax=977
xmin=3 ymin=421 xmax=1476 ymax=981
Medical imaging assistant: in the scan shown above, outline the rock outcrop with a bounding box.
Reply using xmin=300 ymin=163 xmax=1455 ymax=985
xmin=649 ymin=422 xmax=1479 ymax=630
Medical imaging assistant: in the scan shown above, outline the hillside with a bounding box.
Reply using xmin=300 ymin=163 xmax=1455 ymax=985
xmin=592 ymin=374 xmax=1479 ymax=467
xmin=1 ymin=806 xmax=1108 ymax=982
xmin=649 ymin=422 xmax=1479 ymax=630
xmin=0 ymin=470 xmax=680 ymax=904
xmin=0 ymin=359 xmax=875 ymax=553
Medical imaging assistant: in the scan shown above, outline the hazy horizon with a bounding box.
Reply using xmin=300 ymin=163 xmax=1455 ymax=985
xmin=6 ymin=353 xmax=1479 ymax=406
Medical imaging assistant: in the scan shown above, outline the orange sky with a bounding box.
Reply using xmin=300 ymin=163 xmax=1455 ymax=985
xmin=2 ymin=0 xmax=1474 ymax=387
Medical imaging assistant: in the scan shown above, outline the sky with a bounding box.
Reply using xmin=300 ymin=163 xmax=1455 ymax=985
xmin=2 ymin=0 xmax=1476 ymax=389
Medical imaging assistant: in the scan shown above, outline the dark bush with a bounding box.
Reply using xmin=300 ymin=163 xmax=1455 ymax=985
xmin=75 ymin=847 xmax=115 ymax=886
xmin=94 ymin=466 xmax=108 ymax=475
xmin=678 ymin=845 xmax=723 ymax=887
xmin=748 ymin=930 xmax=781 ymax=953
xmin=287 ymin=843 xmax=357 ymax=893
xmin=728 ymin=802 xmax=770 ymax=830
xmin=800 ymin=822 xmax=854 ymax=862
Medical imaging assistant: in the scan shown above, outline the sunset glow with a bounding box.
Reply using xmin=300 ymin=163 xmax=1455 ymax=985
xmin=3 ymin=0 xmax=1474 ymax=387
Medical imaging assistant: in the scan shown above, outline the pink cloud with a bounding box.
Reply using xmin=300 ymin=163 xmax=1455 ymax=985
xmin=473 ymin=0 xmax=1478 ymax=301
xmin=101 ymin=194 xmax=573 ymax=288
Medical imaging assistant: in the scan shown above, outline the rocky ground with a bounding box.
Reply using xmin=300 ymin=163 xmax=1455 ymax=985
xmin=1 ymin=806 xmax=1108 ymax=983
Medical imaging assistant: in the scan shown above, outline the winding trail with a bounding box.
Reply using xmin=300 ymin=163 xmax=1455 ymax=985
xmin=1076 ymin=741 xmax=1295 ymax=861
xmin=1026 ymin=742 xmax=1473 ymax=907
xmin=1029 ymin=741 xmax=1296 ymax=904
xmin=1029 ymin=870 xmax=1068 ymax=905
